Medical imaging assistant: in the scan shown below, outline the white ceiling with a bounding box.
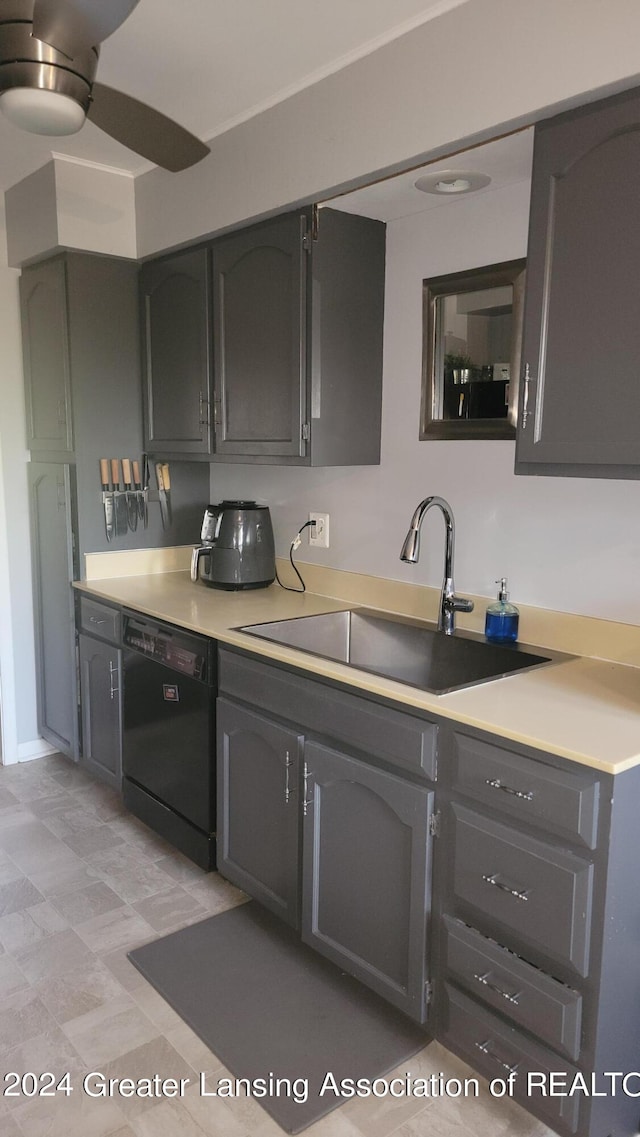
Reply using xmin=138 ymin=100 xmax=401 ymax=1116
xmin=327 ymin=128 xmax=534 ymax=221
xmin=0 ymin=0 xmax=475 ymax=193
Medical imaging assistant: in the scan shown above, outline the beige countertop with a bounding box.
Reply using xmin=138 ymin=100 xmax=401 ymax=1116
xmin=75 ymin=571 xmax=640 ymax=776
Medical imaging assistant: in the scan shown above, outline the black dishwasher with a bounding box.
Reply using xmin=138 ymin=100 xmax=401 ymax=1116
xmin=122 ymin=611 xmax=217 ymax=869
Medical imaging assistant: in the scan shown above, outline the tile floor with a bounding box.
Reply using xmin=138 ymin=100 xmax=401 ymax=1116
xmin=0 ymin=754 xmax=557 ymax=1137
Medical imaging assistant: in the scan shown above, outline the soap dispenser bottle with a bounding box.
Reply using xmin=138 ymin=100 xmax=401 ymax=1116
xmin=485 ymin=578 xmax=519 ymax=643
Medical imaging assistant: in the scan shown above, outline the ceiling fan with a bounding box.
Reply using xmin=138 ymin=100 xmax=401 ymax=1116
xmin=0 ymin=0 xmax=210 ymax=171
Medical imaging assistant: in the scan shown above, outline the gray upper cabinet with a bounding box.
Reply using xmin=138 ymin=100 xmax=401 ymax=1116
xmin=516 ymin=86 xmax=640 ymax=477
xmin=212 ymin=213 xmax=306 ymax=460
xmin=141 ymin=207 xmax=385 ymax=466
xmin=20 ymin=258 xmax=73 ymax=455
xmin=141 ymin=247 xmax=212 ymax=455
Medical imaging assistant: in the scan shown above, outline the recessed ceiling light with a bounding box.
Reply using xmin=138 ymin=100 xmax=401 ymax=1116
xmin=414 ymin=170 xmax=491 ymax=195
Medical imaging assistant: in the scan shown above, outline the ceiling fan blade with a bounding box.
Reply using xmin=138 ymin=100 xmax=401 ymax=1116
xmin=32 ymin=0 xmax=141 ymax=57
xmin=89 ymin=83 xmax=210 ymax=172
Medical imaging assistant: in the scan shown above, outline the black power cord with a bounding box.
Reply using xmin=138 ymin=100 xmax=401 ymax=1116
xmin=275 ymin=520 xmax=315 ymax=593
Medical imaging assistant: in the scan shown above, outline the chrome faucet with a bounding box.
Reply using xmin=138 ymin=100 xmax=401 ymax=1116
xmin=400 ymin=495 xmax=474 ymax=634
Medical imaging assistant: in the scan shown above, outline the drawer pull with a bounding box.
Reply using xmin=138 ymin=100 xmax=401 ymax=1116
xmin=89 ymin=615 xmax=107 ymax=626
xmin=108 ymin=661 xmax=119 ymax=701
xmin=284 ymin=750 xmax=293 ymax=804
xmin=485 ymin=777 xmax=533 ymax=802
xmin=482 ymin=873 xmax=529 ymax=902
xmin=302 ymin=760 xmax=314 ymax=817
xmin=475 ymin=1039 xmax=520 ymax=1075
xmin=473 ymin=972 xmax=521 ymax=1006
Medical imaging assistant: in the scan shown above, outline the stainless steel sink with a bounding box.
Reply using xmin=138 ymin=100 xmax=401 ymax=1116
xmin=238 ymin=608 xmax=571 ymax=695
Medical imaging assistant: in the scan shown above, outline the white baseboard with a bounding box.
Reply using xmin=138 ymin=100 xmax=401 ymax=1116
xmin=16 ymin=739 xmax=59 ymax=764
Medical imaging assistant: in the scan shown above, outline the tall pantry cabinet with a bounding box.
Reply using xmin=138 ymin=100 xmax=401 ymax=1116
xmin=21 ymin=253 xmax=142 ymax=758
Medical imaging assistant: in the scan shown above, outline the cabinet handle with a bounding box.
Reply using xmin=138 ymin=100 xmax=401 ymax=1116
xmin=473 ymin=972 xmax=521 ymax=1006
xmin=108 ymin=661 xmax=119 ymax=701
xmin=485 ymin=777 xmax=533 ymax=802
xmin=89 ymin=615 xmax=107 ymax=626
xmin=475 ymin=1039 xmax=520 ymax=1075
xmin=284 ymin=750 xmax=293 ymax=804
xmin=482 ymin=873 xmax=529 ymax=902
xmin=521 ymin=363 xmax=531 ymax=429
xmin=57 ymin=397 xmax=66 ymax=426
xmin=302 ymin=760 xmax=314 ymax=816
xmin=198 ymin=390 xmax=210 ymax=427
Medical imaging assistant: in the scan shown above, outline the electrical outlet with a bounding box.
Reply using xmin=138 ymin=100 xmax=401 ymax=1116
xmin=309 ymin=512 xmax=330 ymax=548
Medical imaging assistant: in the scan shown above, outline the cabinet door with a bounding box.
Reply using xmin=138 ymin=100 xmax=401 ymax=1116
xmin=301 ymin=740 xmax=433 ymax=1022
xmin=141 ymin=247 xmax=212 ymax=454
xmin=29 ymin=463 xmax=79 ymax=758
xmin=216 ymin=698 xmax=303 ymax=927
xmin=516 ymin=88 xmax=640 ymax=475
xmin=20 ymin=258 xmax=73 ymax=454
xmin=211 ymin=213 xmax=306 ymax=459
xmin=78 ymin=634 xmax=122 ymax=790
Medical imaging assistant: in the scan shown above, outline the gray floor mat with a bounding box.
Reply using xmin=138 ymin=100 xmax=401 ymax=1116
xmin=128 ymin=900 xmax=427 ymax=1133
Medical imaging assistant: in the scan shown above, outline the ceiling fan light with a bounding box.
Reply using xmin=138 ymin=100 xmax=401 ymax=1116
xmin=0 ymin=87 xmax=85 ymax=135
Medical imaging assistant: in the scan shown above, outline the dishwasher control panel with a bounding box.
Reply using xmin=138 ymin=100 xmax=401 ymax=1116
xmin=122 ymin=613 xmax=211 ymax=682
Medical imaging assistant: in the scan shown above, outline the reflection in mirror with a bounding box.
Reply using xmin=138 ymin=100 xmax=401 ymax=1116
xmin=420 ymin=259 xmax=525 ymax=440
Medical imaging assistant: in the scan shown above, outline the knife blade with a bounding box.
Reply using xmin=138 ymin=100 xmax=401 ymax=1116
xmin=110 ymin=458 xmax=129 ymax=537
xmin=100 ymin=458 xmax=114 ymax=542
xmin=132 ymin=458 xmax=145 ymax=525
xmin=122 ymin=458 xmax=138 ymax=532
xmin=142 ymin=453 xmax=149 ymax=528
xmin=156 ymin=462 xmax=169 ymax=529
xmin=161 ymin=463 xmax=172 ymax=525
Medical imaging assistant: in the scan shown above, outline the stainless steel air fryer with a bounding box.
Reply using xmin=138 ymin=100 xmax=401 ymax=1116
xmin=190 ymin=501 xmax=276 ymax=590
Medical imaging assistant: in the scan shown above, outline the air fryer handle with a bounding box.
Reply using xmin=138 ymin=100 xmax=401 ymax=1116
xmin=191 ymin=545 xmax=210 ymax=583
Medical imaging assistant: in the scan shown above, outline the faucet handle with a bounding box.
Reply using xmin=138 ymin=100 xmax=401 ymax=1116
xmin=450 ymin=595 xmax=474 ymax=614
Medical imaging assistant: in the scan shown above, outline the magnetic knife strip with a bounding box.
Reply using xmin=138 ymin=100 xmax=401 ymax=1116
xmin=99 ymin=457 xmax=172 ymax=540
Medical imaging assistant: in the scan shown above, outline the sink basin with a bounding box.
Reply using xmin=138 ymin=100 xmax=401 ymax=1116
xmin=238 ymin=608 xmax=571 ymax=695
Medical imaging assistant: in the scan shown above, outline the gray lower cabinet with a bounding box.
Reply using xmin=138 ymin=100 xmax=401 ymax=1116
xmin=301 ymin=739 xmax=433 ymax=1021
xmin=217 ymin=645 xmax=640 ymax=1137
xmin=516 ymin=85 xmax=640 ymax=478
xmin=216 ymin=648 xmax=435 ymax=1024
xmin=78 ymin=634 xmax=122 ymax=790
xmin=77 ymin=596 xmax=122 ymax=788
xmin=216 ymin=698 xmax=302 ymax=928
xmin=28 ymin=462 xmax=79 ymax=758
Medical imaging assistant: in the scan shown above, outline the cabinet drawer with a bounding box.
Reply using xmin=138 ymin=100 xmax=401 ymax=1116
xmin=442 ymin=983 xmax=581 ymax=1133
xmin=452 ymin=732 xmax=599 ymax=849
xmin=450 ymin=804 xmax=593 ymax=976
xmin=219 ymin=648 xmax=437 ymax=780
xmin=78 ymin=597 xmax=121 ymax=644
xmin=443 ymin=916 xmax=582 ymax=1060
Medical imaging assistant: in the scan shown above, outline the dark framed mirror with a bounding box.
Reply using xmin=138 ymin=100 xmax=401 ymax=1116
xmin=420 ymin=258 xmax=526 ymax=439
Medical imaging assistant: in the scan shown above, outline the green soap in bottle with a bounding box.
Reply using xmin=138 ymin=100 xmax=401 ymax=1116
xmin=484 ymin=577 xmax=519 ymax=643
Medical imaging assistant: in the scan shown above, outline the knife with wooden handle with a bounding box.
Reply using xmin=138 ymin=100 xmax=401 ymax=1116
xmin=132 ymin=459 xmax=145 ymax=525
xmin=100 ymin=458 xmax=114 ymax=542
xmin=161 ymin=463 xmax=172 ymax=524
xmin=156 ymin=462 xmax=169 ymax=529
xmin=110 ymin=458 xmax=128 ymax=537
xmin=122 ymin=458 xmax=138 ymax=532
